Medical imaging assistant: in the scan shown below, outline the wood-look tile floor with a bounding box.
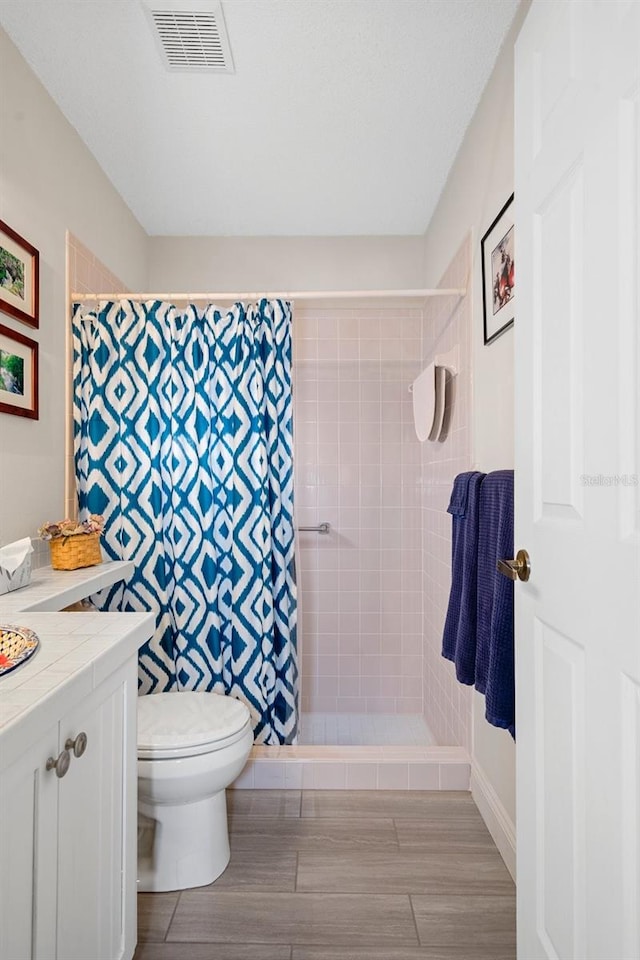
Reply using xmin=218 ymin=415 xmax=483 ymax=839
xmin=134 ymin=790 xmax=516 ymax=960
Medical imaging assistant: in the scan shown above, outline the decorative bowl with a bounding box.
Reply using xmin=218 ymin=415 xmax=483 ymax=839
xmin=0 ymin=625 xmax=39 ymax=676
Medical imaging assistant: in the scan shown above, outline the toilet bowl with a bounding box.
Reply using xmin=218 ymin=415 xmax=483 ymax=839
xmin=137 ymin=691 xmax=253 ymax=892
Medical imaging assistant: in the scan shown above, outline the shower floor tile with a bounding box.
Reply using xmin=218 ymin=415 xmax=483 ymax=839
xmin=298 ymin=712 xmax=434 ymax=746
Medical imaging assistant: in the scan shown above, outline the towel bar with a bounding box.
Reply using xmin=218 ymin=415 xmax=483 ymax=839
xmin=298 ymin=522 xmax=331 ymax=534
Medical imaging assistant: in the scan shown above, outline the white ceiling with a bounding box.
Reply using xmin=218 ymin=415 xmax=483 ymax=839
xmin=0 ymin=0 xmax=520 ymax=237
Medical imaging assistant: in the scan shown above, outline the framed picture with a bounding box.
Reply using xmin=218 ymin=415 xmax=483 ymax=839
xmin=0 ymin=322 xmax=39 ymax=419
xmin=0 ymin=220 xmax=39 ymax=329
xmin=481 ymin=194 xmax=515 ymax=345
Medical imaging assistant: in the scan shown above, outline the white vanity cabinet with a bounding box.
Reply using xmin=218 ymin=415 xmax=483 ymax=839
xmin=0 ymin=562 xmax=153 ymax=960
xmin=0 ymin=658 xmax=138 ymax=960
xmin=0 ymin=720 xmax=57 ymax=960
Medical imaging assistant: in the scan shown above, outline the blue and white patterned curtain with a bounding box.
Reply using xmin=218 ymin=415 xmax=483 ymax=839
xmin=72 ymin=298 xmax=297 ymax=744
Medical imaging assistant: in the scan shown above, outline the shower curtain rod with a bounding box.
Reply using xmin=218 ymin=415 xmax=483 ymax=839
xmin=71 ymin=287 xmax=466 ymax=303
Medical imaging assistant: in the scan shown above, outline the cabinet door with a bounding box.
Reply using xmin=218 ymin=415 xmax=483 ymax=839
xmin=0 ymin=730 xmax=58 ymax=960
xmin=56 ymin=661 xmax=137 ymax=960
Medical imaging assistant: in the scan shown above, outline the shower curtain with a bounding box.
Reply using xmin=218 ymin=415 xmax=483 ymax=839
xmin=72 ymin=298 xmax=297 ymax=744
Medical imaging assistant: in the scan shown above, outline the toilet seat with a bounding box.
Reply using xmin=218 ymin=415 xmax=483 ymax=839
xmin=138 ymin=691 xmax=252 ymax=760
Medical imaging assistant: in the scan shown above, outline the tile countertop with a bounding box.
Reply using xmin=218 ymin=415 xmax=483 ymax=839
xmin=0 ymin=562 xmax=153 ymax=743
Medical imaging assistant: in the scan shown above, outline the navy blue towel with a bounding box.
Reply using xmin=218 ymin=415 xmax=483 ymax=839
xmin=441 ymin=471 xmax=486 ymax=685
xmin=475 ymin=470 xmax=515 ymax=738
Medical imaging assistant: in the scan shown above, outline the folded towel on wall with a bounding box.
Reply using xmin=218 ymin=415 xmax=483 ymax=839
xmin=441 ymin=471 xmax=486 ymax=685
xmin=475 ymin=470 xmax=515 ymax=738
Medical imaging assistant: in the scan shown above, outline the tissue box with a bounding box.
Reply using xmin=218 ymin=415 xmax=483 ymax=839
xmin=0 ymin=548 xmax=32 ymax=595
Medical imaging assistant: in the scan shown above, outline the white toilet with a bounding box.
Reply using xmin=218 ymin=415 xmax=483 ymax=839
xmin=137 ymin=691 xmax=253 ymax=892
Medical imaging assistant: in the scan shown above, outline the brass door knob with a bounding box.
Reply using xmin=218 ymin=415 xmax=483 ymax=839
xmin=65 ymin=732 xmax=88 ymax=758
xmin=497 ymin=549 xmax=531 ymax=582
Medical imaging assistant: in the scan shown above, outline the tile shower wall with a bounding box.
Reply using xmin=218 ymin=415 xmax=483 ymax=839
xmin=65 ymin=233 xmax=128 ymax=519
xmin=421 ymin=239 xmax=473 ymax=749
xmin=293 ymin=305 xmax=424 ymax=716
xmin=63 ymin=268 xmax=473 ymax=748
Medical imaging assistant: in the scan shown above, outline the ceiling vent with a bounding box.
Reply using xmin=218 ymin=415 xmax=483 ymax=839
xmin=145 ymin=0 xmax=234 ymax=73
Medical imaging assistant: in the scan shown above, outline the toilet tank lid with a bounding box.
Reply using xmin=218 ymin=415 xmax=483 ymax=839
xmin=137 ymin=691 xmax=251 ymax=751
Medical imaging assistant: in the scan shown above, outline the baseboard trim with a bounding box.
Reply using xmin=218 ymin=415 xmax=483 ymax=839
xmin=470 ymin=761 xmax=516 ymax=881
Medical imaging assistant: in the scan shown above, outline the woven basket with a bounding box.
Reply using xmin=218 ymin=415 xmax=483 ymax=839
xmin=49 ymin=532 xmax=102 ymax=571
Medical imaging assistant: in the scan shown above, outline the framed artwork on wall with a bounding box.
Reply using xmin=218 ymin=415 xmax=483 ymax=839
xmin=481 ymin=193 xmax=515 ymax=345
xmin=0 ymin=219 xmax=39 ymax=329
xmin=0 ymin=321 xmax=39 ymax=420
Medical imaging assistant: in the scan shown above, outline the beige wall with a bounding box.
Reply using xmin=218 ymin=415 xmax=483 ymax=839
xmin=0 ymin=28 xmax=148 ymax=549
xmin=421 ymin=238 xmax=473 ymax=751
xmin=65 ymin=234 xmax=130 ymax=521
xmin=421 ymin=2 xmax=531 ymax=834
xmin=148 ymin=236 xmax=425 ymax=293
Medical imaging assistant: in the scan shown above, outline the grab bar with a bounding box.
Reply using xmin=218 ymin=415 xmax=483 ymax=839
xmin=298 ymin=522 xmax=331 ymax=534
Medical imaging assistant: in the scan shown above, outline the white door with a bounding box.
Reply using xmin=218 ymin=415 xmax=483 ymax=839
xmin=515 ymin=1 xmax=640 ymax=957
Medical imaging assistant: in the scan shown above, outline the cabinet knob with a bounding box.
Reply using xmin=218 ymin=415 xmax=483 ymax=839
xmin=65 ymin=732 xmax=88 ymax=758
xmin=46 ymin=749 xmax=71 ymax=779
